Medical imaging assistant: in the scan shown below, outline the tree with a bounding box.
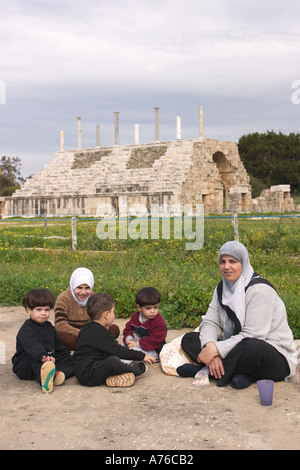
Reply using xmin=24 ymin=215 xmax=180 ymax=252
xmin=238 ymin=131 xmax=300 ymax=197
xmin=0 ymin=156 xmax=24 ymax=196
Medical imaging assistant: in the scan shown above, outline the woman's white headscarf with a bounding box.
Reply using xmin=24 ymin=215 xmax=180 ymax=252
xmin=218 ymin=241 xmax=254 ymax=328
xmin=70 ymin=267 xmax=94 ymax=306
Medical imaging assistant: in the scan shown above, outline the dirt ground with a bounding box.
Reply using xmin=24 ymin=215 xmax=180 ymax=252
xmin=1 ymin=305 xmax=300 ymax=451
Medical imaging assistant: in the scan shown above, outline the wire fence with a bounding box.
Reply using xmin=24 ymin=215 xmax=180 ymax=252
xmin=0 ymin=210 xmax=299 ymax=251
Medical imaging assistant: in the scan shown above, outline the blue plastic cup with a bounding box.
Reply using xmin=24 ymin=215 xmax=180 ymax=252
xmin=257 ymin=379 xmax=274 ymax=406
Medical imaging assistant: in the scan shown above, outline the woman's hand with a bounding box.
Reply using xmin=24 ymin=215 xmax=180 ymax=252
xmin=197 ymin=342 xmax=225 ymax=379
xmin=197 ymin=342 xmax=219 ymax=365
xmin=208 ymin=356 xmax=224 ymax=379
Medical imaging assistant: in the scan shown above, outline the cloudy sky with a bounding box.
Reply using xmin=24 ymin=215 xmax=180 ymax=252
xmin=1 ymin=0 xmax=300 ymax=178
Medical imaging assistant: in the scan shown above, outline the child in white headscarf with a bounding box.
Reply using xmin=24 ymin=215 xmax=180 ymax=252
xmin=70 ymin=268 xmax=95 ymax=307
xmin=179 ymin=241 xmax=297 ymax=389
xmin=55 ymin=267 xmax=119 ymax=350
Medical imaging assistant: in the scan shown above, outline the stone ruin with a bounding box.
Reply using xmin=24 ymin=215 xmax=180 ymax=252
xmin=252 ymin=185 xmax=295 ymax=212
xmin=2 ymin=107 xmax=295 ymax=217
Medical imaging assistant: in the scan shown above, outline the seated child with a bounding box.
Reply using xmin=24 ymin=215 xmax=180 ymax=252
xmin=54 ymin=267 xmax=119 ymax=350
xmin=12 ymin=289 xmax=74 ymax=394
xmin=73 ymin=293 xmax=156 ymax=387
xmin=123 ymin=287 xmax=167 ymax=361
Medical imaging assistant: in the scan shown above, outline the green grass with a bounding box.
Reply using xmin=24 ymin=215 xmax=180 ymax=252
xmin=0 ymin=215 xmax=299 ymax=337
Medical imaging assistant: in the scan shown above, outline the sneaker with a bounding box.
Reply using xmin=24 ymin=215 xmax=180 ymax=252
xmin=132 ymin=362 xmax=148 ymax=378
xmin=106 ymin=372 xmax=135 ymax=387
xmin=54 ymin=371 xmax=65 ymax=386
xmin=41 ymin=362 xmax=56 ymax=394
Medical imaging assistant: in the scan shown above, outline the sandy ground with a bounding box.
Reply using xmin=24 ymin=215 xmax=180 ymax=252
xmin=1 ymin=305 xmax=300 ymax=452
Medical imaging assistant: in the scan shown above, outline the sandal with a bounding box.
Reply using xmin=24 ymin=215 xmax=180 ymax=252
xmin=54 ymin=371 xmax=65 ymax=386
xmin=41 ymin=362 xmax=56 ymax=393
xmin=106 ymin=372 xmax=135 ymax=387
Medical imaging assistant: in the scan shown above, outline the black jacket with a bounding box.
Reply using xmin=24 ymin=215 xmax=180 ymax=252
xmin=12 ymin=318 xmax=70 ymax=369
xmin=73 ymin=321 xmax=145 ymax=380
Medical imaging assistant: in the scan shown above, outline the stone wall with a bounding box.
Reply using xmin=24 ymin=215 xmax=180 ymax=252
xmin=252 ymin=185 xmax=295 ymax=212
xmin=4 ymin=137 xmax=253 ymax=216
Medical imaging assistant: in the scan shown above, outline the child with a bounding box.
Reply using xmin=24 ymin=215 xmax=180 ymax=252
xmin=12 ymin=289 xmax=74 ymax=394
xmin=73 ymin=293 xmax=156 ymax=387
xmin=123 ymin=287 xmax=167 ymax=361
xmin=54 ymin=267 xmax=119 ymax=350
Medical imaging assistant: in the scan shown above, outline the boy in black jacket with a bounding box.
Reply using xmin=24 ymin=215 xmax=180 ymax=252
xmin=12 ymin=289 xmax=74 ymax=393
xmin=73 ymin=293 xmax=156 ymax=387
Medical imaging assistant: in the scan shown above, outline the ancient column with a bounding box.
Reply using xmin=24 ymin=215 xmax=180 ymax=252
xmin=154 ymin=107 xmax=160 ymax=142
xmin=176 ymin=116 xmax=182 ymax=140
xmin=114 ymin=112 xmax=120 ymax=145
xmin=134 ymin=124 xmax=139 ymax=145
xmin=96 ymin=124 xmax=100 ymax=148
xmin=199 ymin=105 xmax=204 ymax=139
xmin=60 ymin=130 xmax=65 ymax=151
xmin=77 ymin=116 xmax=82 ymax=150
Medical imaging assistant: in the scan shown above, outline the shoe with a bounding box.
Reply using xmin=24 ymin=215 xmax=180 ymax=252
xmin=132 ymin=362 xmax=148 ymax=378
xmin=54 ymin=371 xmax=65 ymax=386
xmin=106 ymin=372 xmax=135 ymax=387
xmin=231 ymin=374 xmax=256 ymax=389
xmin=177 ymin=364 xmax=202 ymax=377
xmin=41 ymin=362 xmax=56 ymax=394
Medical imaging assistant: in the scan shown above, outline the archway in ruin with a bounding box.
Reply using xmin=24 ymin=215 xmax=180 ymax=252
xmin=212 ymin=151 xmax=236 ymax=209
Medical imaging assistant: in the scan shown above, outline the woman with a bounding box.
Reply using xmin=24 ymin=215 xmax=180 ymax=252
xmin=54 ymin=267 xmax=119 ymax=350
xmin=180 ymin=241 xmax=297 ymax=389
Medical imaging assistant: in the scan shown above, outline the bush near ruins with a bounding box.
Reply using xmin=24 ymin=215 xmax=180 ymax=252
xmin=238 ymin=131 xmax=300 ymax=197
xmin=0 ymin=156 xmax=24 ymax=196
xmin=0 ymin=216 xmax=299 ymax=338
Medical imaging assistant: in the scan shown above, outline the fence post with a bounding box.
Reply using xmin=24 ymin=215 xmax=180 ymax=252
xmin=72 ymin=217 xmax=77 ymax=250
xmin=232 ymin=210 xmax=239 ymax=241
xmin=0 ymin=340 xmax=6 ymax=364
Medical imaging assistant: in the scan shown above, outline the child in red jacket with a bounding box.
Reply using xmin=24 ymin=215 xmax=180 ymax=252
xmin=123 ymin=287 xmax=167 ymax=362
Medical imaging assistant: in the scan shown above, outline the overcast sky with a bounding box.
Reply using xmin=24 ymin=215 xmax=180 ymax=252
xmin=1 ymin=0 xmax=300 ymax=178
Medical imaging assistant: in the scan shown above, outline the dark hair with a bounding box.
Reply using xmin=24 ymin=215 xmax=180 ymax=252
xmin=22 ymin=289 xmax=56 ymax=310
xmin=87 ymin=293 xmax=115 ymax=320
xmin=135 ymin=287 xmax=161 ymax=307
